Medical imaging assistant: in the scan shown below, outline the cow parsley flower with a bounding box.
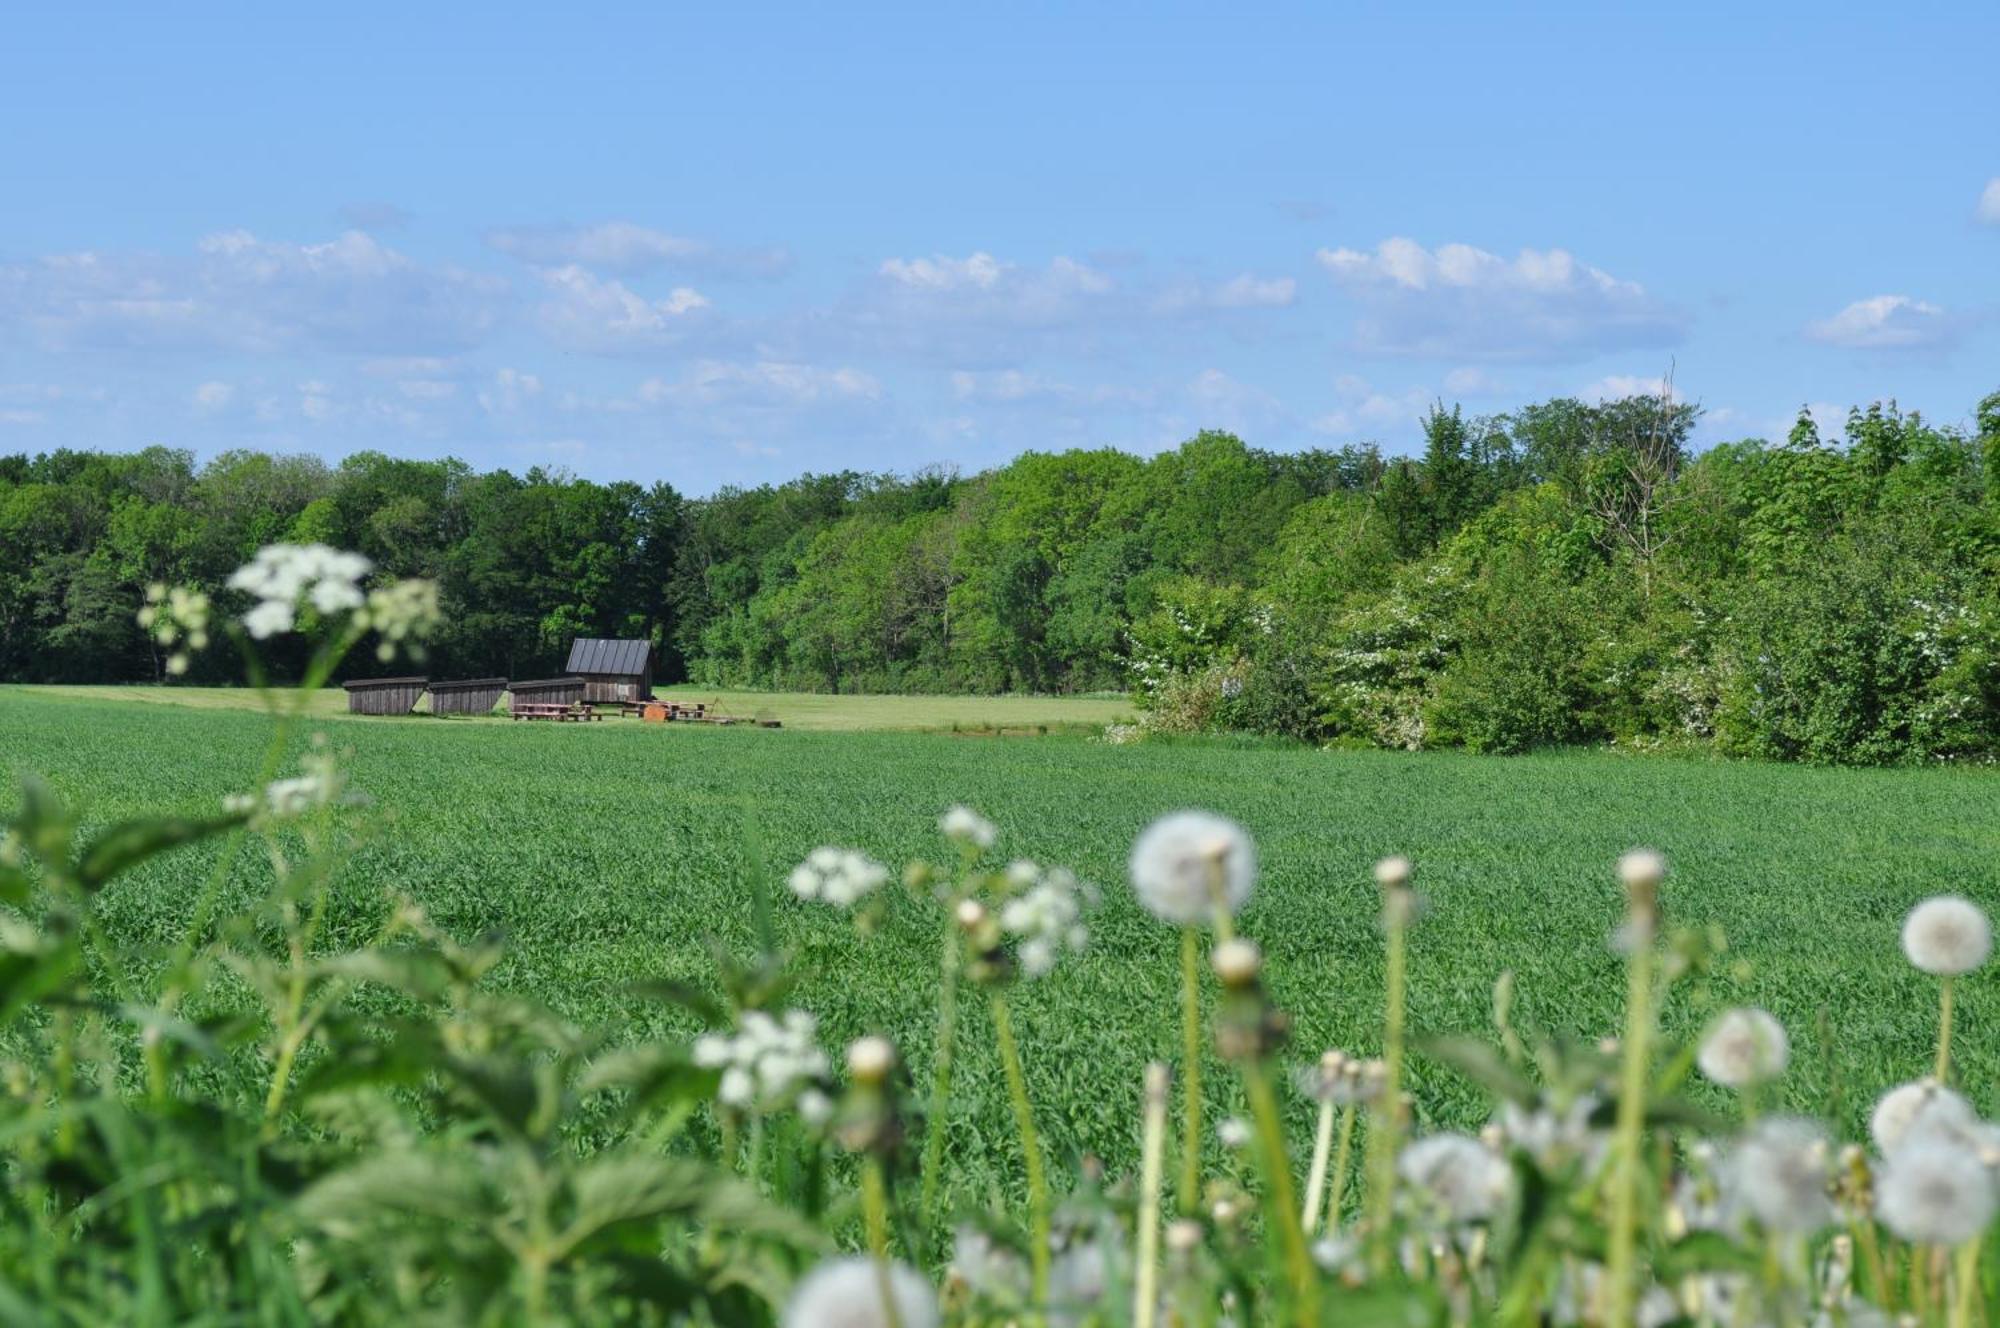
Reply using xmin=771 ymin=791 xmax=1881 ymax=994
xmin=222 ymin=743 xmax=355 ymax=822
xmin=1876 ymin=1134 xmax=1998 ymax=1246
xmin=226 ymin=544 xmax=374 ymax=639
xmin=1869 ymin=1080 xmax=1974 ymax=1153
xmin=939 ymin=805 xmax=997 ymax=850
xmin=692 ymin=1009 xmax=831 ymax=1115
xmin=1397 ymin=1133 xmax=1511 ymax=1225
xmin=1697 ymin=1007 xmax=1790 ymax=1089
xmin=783 ymin=1256 xmax=938 ymax=1328
xmin=137 ymin=584 xmax=213 ymax=675
xmin=1727 ymin=1116 xmax=1832 ymax=1234
xmin=356 ymin=577 xmax=441 ymax=662
xmin=998 ymin=862 xmax=1092 ymax=977
xmin=1128 ymin=810 xmax=1255 ymax=926
xmin=1901 ymin=896 xmax=1992 ymax=976
xmin=789 ymin=848 xmax=891 ymax=907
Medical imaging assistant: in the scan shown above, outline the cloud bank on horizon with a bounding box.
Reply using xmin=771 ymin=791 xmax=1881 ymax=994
xmin=0 ymin=4 xmax=1994 ymax=492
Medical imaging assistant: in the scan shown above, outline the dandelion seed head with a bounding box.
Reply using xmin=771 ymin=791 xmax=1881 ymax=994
xmin=1210 ymin=938 xmax=1261 ymax=987
xmin=1727 ymin=1116 xmax=1832 ymax=1235
xmin=783 ymin=1256 xmax=938 ymax=1328
xmin=1876 ymin=1134 xmax=1998 ymax=1246
xmin=1697 ymin=1007 xmax=1790 ymax=1090
xmin=1128 ymin=810 xmax=1255 ymax=926
xmin=1870 ymin=1080 xmax=1975 ymax=1154
xmin=1216 ymin=1117 xmax=1251 ymax=1149
xmin=1165 ymin=1219 xmax=1203 ymax=1255
xmin=1396 ymin=1133 xmax=1511 ymax=1225
xmin=1901 ymin=896 xmax=1992 ymax=976
xmin=846 ymin=1035 xmax=896 ymax=1083
xmin=1617 ymin=849 xmax=1666 ymax=889
xmin=1374 ymin=855 xmax=1412 ymax=889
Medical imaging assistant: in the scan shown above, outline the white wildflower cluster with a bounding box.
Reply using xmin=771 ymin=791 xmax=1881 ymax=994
xmin=356 ymin=577 xmax=442 ymax=662
xmin=1128 ymin=809 xmax=1255 ymax=926
xmin=136 ymin=584 xmax=211 ymax=676
xmin=693 ymin=1009 xmax=833 ymax=1122
xmin=1298 ymin=1050 xmax=1388 ymax=1106
xmin=788 ymin=847 xmax=891 ymax=908
xmin=998 ymin=860 xmax=1092 ymax=978
xmin=940 ymin=804 xmax=998 ymax=850
xmin=222 ymin=742 xmax=356 ymax=822
xmin=227 ymin=544 xmax=373 ymax=639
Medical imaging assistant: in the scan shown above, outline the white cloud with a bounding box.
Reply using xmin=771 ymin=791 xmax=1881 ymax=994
xmin=868 ymin=252 xmax=1112 ymax=319
xmin=192 ymin=380 xmax=234 ymax=411
xmin=1311 ymin=373 xmax=1433 ymax=437
xmin=636 ymin=360 xmax=881 ymax=408
xmin=298 ymin=380 xmax=335 ymax=422
xmin=1153 ymin=273 xmax=1297 ymax=314
xmin=1443 ymin=366 xmax=1504 ymax=395
xmin=0 ymin=229 xmax=504 ymax=354
xmin=1580 ymin=373 xmax=1677 ymax=402
xmin=1980 ymin=179 xmax=2000 ymax=225
xmin=478 ymin=368 xmax=543 ymax=414
xmin=532 ymin=265 xmax=710 ymax=350
xmin=1315 ymin=237 xmax=1684 ymax=361
xmin=1804 ymin=294 xmax=1955 ymax=350
xmin=487 ymin=222 xmax=790 ymax=278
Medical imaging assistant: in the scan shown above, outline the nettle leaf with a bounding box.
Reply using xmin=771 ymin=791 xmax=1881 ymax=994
xmin=1654 ymin=1230 xmax=1763 ymax=1280
xmin=560 ymin=1153 xmax=821 ymax=1255
xmin=294 ymin=1150 xmax=491 ymax=1237
xmin=76 ymin=812 xmax=248 ymax=891
xmin=1420 ymin=1035 xmax=1536 ymax=1105
xmin=10 ymin=774 xmax=76 ymax=870
xmin=298 ymin=1021 xmax=443 ymax=1099
xmin=578 ymin=1043 xmax=721 ymax=1113
xmin=0 ymin=935 xmax=80 ymax=1031
xmin=312 ymin=948 xmax=454 ymax=1002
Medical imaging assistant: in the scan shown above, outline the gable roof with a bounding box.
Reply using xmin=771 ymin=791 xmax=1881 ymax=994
xmin=565 ymin=638 xmax=653 ymax=675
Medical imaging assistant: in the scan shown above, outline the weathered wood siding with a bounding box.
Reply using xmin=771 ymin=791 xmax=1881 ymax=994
xmin=429 ymin=677 xmax=509 ymax=715
xmin=578 ymin=669 xmax=651 ymax=703
xmin=342 ymin=676 xmax=429 ymax=715
xmin=506 ymin=677 xmax=584 ymax=709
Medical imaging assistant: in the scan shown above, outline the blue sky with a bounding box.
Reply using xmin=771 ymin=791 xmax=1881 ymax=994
xmin=3 ymin=2 xmax=1996 ymax=492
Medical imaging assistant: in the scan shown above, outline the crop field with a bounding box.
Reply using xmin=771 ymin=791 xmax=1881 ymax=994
xmin=2 ymin=688 xmax=1997 ymax=1207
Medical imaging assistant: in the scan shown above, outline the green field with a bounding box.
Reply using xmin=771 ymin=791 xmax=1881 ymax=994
xmin=4 ymin=683 xmax=1133 ymax=732
xmin=1 ymin=688 xmax=1996 ymax=1206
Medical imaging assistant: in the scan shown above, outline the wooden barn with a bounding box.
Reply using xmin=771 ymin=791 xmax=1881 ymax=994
xmin=564 ymin=638 xmax=655 ymax=703
xmin=342 ymin=676 xmax=428 ymax=715
xmin=427 ymin=677 xmax=508 ymax=716
xmin=506 ymin=676 xmax=585 ymax=710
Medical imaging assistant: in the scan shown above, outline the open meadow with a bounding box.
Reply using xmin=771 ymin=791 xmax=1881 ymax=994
xmin=4 ymin=685 xmax=1997 ymax=1208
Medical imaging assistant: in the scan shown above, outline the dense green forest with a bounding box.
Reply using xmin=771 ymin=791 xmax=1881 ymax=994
xmin=6 ymin=384 xmax=2000 ymax=763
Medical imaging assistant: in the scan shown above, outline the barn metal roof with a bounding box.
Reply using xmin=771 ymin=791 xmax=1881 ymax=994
xmin=341 ymin=676 xmax=429 ymax=689
xmin=565 ymin=638 xmax=653 ymax=675
xmin=427 ymin=677 xmax=509 ymax=690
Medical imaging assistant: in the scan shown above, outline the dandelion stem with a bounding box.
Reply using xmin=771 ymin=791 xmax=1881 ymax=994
xmin=861 ymin=1157 xmax=905 ymax=1328
xmin=919 ymin=912 xmax=962 ymax=1236
xmin=1244 ymin=1062 xmax=1319 ymax=1327
xmin=990 ymin=990 xmax=1051 ymax=1305
xmin=1134 ymin=1062 xmax=1169 ymax=1328
xmin=1364 ymin=894 xmax=1408 ymax=1268
xmin=1951 ymin=1236 xmax=1980 ymax=1328
xmin=1302 ymin=1096 xmax=1335 ymax=1234
xmin=1603 ymin=926 xmax=1657 ymax=1327
xmin=1324 ymin=1103 xmax=1358 ymax=1234
xmin=1179 ymin=926 xmax=1204 ymax=1216
xmin=1937 ymin=976 xmax=1956 ymax=1083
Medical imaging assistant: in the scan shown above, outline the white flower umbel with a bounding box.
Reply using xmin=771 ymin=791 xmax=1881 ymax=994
xmin=222 ymin=743 xmax=355 ymax=822
xmin=1877 ymin=1133 xmax=1998 ymax=1246
xmin=1396 ymin=1133 xmax=1511 ymax=1226
xmin=137 ymin=584 xmax=213 ymax=676
xmin=1697 ymin=1007 xmax=1790 ymax=1090
xmin=356 ymin=577 xmax=442 ymax=662
xmin=692 ymin=1009 xmax=831 ymax=1115
xmin=783 ymin=1256 xmax=939 ymax=1328
xmin=225 ymin=544 xmax=374 ymax=639
xmin=998 ymin=862 xmax=1092 ymax=978
xmin=1128 ymin=810 xmax=1255 ymax=926
xmin=1903 ymin=896 xmax=1992 ymax=976
xmin=1869 ymin=1080 xmax=1975 ymax=1154
xmin=789 ymin=848 xmax=891 ymax=908
xmin=1726 ymin=1116 xmax=1832 ymax=1235
xmin=939 ymin=805 xmax=997 ymax=851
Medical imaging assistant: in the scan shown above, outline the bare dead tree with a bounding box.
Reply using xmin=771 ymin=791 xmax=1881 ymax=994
xmin=1591 ymin=363 xmax=1688 ymax=599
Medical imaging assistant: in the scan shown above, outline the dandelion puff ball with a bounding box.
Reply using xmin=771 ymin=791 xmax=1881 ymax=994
xmin=783 ymin=1257 xmax=939 ymax=1328
xmin=1396 ymin=1133 xmax=1511 ymax=1224
xmin=1128 ymin=810 xmax=1255 ymax=925
xmin=1877 ymin=1137 xmax=1998 ymax=1246
xmin=1870 ymin=1080 xmax=1976 ymax=1154
xmin=1696 ymin=1007 xmax=1790 ymax=1090
xmin=1726 ymin=1116 xmax=1832 ymax=1235
xmin=1902 ymin=896 xmax=1992 ymax=976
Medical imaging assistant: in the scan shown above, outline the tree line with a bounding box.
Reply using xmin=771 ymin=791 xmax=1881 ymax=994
xmin=5 ymin=382 xmax=1999 ymax=762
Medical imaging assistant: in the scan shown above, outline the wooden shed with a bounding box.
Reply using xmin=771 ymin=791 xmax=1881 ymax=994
xmin=564 ymin=638 xmax=655 ymax=703
xmin=506 ymin=676 xmax=585 ymax=709
xmin=428 ymin=677 xmax=509 ymax=716
xmin=342 ymin=676 xmax=428 ymax=715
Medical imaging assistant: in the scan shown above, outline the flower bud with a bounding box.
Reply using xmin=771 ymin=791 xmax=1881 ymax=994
xmin=846 ymin=1036 xmax=896 ymax=1084
xmin=1211 ymin=938 xmax=1262 ymax=988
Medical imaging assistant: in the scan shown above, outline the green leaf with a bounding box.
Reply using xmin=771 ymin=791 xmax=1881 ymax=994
xmin=312 ymin=947 xmax=454 ymax=1002
xmin=578 ymin=1043 xmax=720 ymax=1111
xmin=627 ymin=978 xmax=731 ymax=1027
xmin=1420 ymin=1034 xmax=1537 ymax=1105
xmin=76 ymin=812 xmax=247 ymax=891
xmin=559 ymin=1153 xmax=822 ymax=1256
